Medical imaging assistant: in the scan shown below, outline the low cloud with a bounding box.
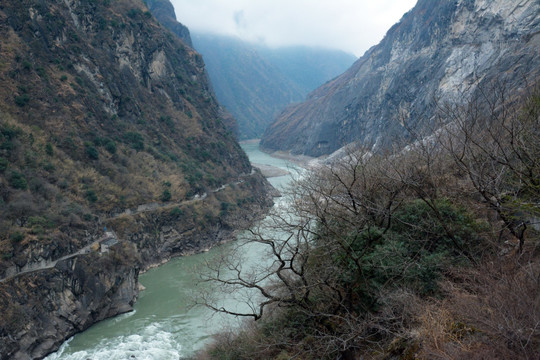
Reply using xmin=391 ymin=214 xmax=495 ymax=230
xmin=171 ymin=0 xmax=417 ymax=56
xmin=233 ymin=10 xmax=247 ymax=29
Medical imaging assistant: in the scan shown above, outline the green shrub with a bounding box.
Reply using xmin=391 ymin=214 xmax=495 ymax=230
xmin=0 ymin=140 xmax=14 ymax=152
xmin=0 ymin=157 xmax=8 ymax=172
xmin=35 ymin=66 xmax=47 ymax=78
xmin=60 ymin=136 xmax=76 ymax=150
xmin=389 ymin=199 xmax=479 ymax=256
xmin=127 ymin=8 xmax=142 ymax=18
xmin=14 ymin=94 xmax=30 ymax=107
xmin=220 ymin=202 xmax=234 ymax=216
xmin=92 ymin=137 xmax=106 ymax=146
xmin=161 ymin=189 xmax=171 ymax=202
xmin=85 ymin=144 xmax=99 ymax=160
xmin=170 ymin=207 xmax=183 ymax=217
xmin=159 ymin=116 xmax=175 ymax=130
xmin=10 ymin=232 xmax=25 ymax=243
xmin=27 ymin=216 xmax=55 ymax=229
xmin=45 ymin=142 xmax=54 ymax=156
xmin=22 ymin=60 xmax=32 ymax=70
xmin=1 ymin=125 xmax=21 ymax=140
xmin=331 ymin=199 xmax=482 ymax=304
xmin=24 ymin=150 xmax=37 ymax=168
xmin=123 ymin=132 xmax=144 ymax=151
xmin=104 ymin=139 xmax=116 ymax=154
xmin=8 ymin=170 xmax=27 ymax=189
xmin=42 ymin=162 xmax=55 ymax=172
xmin=85 ymin=189 xmax=98 ymax=203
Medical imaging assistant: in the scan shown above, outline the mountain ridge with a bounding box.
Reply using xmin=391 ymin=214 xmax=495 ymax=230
xmin=261 ymin=0 xmax=540 ymax=156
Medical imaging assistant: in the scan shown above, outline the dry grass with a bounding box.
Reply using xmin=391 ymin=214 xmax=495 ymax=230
xmin=415 ymin=248 xmax=540 ymax=360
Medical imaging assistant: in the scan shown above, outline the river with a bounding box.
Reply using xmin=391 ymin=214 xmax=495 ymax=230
xmin=45 ymin=141 xmax=296 ymax=360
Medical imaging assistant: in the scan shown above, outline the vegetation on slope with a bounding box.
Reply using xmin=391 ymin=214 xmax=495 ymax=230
xmin=0 ymin=0 xmax=266 ymax=280
xmin=197 ymin=84 xmax=540 ymax=359
xmin=0 ymin=0 xmax=273 ymax=356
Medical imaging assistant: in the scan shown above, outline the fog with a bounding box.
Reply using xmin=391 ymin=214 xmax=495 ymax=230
xmin=170 ymin=0 xmax=417 ymax=57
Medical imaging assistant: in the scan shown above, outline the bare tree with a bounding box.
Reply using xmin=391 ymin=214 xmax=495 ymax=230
xmin=194 ymin=85 xmax=540 ymax=358
xmin=196 ymin=143 xmax=480 ymax=358
xmin=436 ymin=82 xmax=540 ymax=253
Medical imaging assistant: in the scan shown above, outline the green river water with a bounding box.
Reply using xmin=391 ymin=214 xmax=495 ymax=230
xmin=45 ymin=142 xmax=295 ymax=360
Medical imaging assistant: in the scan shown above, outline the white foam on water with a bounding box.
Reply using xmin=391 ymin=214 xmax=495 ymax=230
xmin=112 ymin=309 xmax=137 ymax=323
xmin=45 ymin=323 xmax=183 ymax=360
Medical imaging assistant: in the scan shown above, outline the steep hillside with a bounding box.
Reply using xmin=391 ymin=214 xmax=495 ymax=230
xmin=0 ymin=0 xmax=272 ymax=358
xmin=191 ymin=33 xmax=304 ymax=140
xmin=145 ymin=0 xmax=239 ymax=135
xmin=143 ymin=0 xmax=192 ymax=46
xmin=261 ymin=0 xmax=540 ymax=156
xmin=191 ymin=33 xmax=356 ymax=140
xmin=198 ymin=86 xmax=540 ymax=360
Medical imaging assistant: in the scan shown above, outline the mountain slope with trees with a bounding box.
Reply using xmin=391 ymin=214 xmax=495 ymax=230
xmin=0 ymin=0 xmax=272 ymax=358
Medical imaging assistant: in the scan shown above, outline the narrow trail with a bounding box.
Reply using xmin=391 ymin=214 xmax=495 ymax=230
xmin=0 ymin=171 xmax=256 ymax=283
xmin=0 ymin=232 xmax=117 ymax=284
xmin=109 ymin=170 xmax=253 ymax=219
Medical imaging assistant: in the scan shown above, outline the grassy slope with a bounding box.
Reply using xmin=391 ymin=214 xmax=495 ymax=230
xmin=0 ymin=0 xmax=262 ymax=273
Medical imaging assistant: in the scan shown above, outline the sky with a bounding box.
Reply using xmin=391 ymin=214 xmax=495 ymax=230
xmin=170 ymin=0 xmax=418 ymax=57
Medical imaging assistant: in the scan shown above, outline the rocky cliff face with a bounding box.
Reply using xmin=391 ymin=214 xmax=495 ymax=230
xmin=143 ymin=0 xmax=192 ymax=46
xmin=144 ymin=0 xmax=239 ymax=135
xmin=0 ymin=242 xmax=139 ymax=360
xmin=0 ymin=0 xmax=272 ymax=358
xmin=261 ymin=0 xmax=540 ymax=156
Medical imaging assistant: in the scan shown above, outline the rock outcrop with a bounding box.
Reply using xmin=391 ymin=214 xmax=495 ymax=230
xmin=144 ymin=0 xmax=193 ymax=46
xmin=144 ymin=0 xmax=239 ymax=135
xmin=0 ymin=242 xmax=139 ymax=360
xmin=261 ymin=0 xmax=540 ymax=156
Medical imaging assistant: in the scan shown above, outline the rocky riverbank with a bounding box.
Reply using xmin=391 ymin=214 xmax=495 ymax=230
xmin=0 ymin=171 xmax=275 ymax=360
xmin=0 ymin=243 xmax=140 ymax=360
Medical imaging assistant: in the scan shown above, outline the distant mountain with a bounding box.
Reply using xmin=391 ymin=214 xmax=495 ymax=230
xmin=191 ymin=33 xmax=356 ymax=139
xmin=256 ymin=46 xmax=358 ymax=96
xmin=261 ymin=0 xmax=540 ymax=156
xmin=0 ymin=0 xmax=272 ymax=358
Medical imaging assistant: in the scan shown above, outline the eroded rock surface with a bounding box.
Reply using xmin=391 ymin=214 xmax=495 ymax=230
xmin=261 ymin=0 xmax=540 ymax=156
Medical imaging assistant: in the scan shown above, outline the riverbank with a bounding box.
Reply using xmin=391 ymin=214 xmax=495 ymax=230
xmin=241 ymin=139 xmax=318 ymax=170
xmin=251 ymin=163 xmax=289 ymax=178
xmin=42 ymin=141 xmax=295 ymax=360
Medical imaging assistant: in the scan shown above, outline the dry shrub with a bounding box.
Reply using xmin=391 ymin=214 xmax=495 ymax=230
xmin=373 ymin=289 xmax=422 ymax=339
xmin=417 ymin=303 xmax=475 ymax=359
xmin=196 ymin=320 xmax=279 ymax=360
xmin=418 ymin=253 xmax=540 ymax=359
